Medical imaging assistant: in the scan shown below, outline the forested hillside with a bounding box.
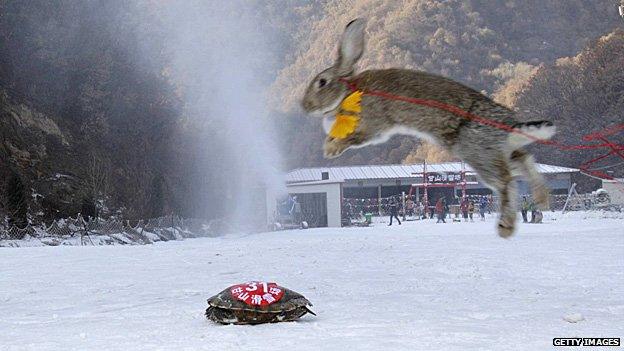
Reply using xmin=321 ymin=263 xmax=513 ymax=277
xmin=0 ymin=1 xmax=183 ymax=222
xmin=272 ymin=0 xmax=622 ymax=168
xmin=503 ymin=30 xmax=624 ymax=179
xmin=0 ymin=0 xmax=622 ymax=223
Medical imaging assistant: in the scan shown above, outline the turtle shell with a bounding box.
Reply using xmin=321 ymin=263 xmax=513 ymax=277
xmin=205 ymin=281 xmax=315 ymax=325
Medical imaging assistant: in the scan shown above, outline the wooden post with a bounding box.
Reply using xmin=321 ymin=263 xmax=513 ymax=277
xmin=562 ymin=183 xmax=580 ymax=213
xmin=401 ymin=191 xmax=406 ymax=220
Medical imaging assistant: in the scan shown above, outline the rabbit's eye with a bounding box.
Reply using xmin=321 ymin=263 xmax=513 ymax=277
xmin=318 ymin=78 xmax=327 ymax=88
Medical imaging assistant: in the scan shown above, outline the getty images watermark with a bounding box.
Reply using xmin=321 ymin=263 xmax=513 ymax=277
xmin=553 ymin=338 xmax=620 ymax=347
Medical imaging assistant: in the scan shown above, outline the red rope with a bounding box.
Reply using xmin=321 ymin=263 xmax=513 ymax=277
xmin=583 ymin=124 xmax=624 ymax=141
xmin=339 ymin=78 xmax=624 ymax=183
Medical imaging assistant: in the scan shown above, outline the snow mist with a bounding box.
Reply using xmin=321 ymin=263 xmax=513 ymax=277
xmin=156 ymin=1 xmax=285 ymax=229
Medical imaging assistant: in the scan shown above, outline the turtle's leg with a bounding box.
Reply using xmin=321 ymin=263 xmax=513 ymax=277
xmin=281 ymin=307 xmax=313 ymax=322
xmin=206 ymin=307 xmax=238 ymax=324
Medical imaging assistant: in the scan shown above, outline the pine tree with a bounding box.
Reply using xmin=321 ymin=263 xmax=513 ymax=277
xmin=81 ymin=194 xmax=97 ymax=222
xmin=149 ymin=175 xmax=165 ymax=218
xmin=7 ymin=174 xmax=27 ymax=229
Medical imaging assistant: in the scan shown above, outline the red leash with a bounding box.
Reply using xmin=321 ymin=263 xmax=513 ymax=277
xmin=339 ymin=78 xmax=624 ymax=182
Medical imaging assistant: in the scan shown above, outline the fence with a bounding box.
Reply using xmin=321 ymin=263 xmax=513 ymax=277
xmin=342 ymin=192 xmax=621 ymax=219
xmin=0 ymin=215 xmax=214 ymax=245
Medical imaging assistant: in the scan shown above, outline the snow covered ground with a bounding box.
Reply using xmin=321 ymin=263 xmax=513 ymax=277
xmin=1 ymin=212 xmax=623 ymax=350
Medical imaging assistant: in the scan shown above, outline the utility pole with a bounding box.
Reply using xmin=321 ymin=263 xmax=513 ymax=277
xmin=461 ymin=160 xmax=467 ymax=200
xmin=423 ymin=160 xmax=428 ymax=217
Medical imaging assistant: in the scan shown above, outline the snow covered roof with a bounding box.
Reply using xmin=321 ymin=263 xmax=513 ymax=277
xmin=286 ymin=162 xmax=578 ymax=184
xmin=286 ymin=179 xmax=345 ymax=186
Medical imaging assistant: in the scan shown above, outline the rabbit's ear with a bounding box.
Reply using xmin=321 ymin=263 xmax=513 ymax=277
xmin=334 ymin=18 xmax=366 ymax=77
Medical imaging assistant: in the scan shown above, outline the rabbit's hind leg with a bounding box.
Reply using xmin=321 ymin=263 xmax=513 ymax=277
xmin=509 ymin=149 xmax=550 ymax=210
xmin=492 ymin=164 xmax=518 ymax=238
xmin=469 ymin=158 xmax=518 ymax=238
xmin=498 ymin=172 xmax=518 ymax=238
xmin=453 ymin=126 xmax=518 ymax=237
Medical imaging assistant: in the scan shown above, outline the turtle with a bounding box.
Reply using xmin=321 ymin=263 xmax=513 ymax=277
xmin=205 ymin=281 xmax=315 ymax=325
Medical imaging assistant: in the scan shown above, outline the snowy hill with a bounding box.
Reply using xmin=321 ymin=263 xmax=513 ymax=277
xmin=1 ymin=212 xmax=623 ymax=350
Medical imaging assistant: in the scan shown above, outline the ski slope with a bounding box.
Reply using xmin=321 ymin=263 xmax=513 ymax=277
xmin=1 ymin=212 xmax=623 ymax=350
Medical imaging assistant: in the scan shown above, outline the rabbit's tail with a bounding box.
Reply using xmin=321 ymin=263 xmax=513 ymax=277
xmin=507 ymin=121 xmax=556 ymax=149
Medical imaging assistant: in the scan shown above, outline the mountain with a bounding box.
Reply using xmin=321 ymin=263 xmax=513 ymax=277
xmin=0 ymin=0 xmax=622 ymax=222
xmin=0 ymin=1 xmax=182 ymax=221
xmin=271 ymin=0 xmax=622 ymax=168
xmin=503 ymin=29 xmax=624 ymax=183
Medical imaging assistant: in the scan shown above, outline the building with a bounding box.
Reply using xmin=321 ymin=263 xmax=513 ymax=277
xmin=602 ymin=179 xmax=624 ymax=205
xmin=274 ymin=162 xmax=579 ymax=228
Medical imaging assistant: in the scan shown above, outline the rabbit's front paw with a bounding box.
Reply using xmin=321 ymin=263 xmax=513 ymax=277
xmin=323 ymin=137 xmax=348 ymax=159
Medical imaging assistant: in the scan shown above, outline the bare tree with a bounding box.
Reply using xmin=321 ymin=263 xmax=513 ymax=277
xmin=85 ymin=153 xmax=111 ymax=203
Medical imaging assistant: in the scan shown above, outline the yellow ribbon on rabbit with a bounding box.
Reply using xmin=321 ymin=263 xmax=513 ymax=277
xmin=329 ymin=90 xmax=363 ymax=139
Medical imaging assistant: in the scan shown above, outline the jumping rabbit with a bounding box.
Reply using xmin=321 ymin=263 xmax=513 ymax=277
xmin=301 ymin=19 xmax=555 ymax=238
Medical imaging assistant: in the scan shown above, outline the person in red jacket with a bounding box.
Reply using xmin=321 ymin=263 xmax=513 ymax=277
xmin=435 ymin=198 xmax=445 ymax=223
xmin=460 ymin=198 xmax=469 ymax=221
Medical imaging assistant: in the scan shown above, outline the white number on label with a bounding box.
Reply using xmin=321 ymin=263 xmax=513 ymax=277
xmin=245 ymin=282 xmax=258 ymax=292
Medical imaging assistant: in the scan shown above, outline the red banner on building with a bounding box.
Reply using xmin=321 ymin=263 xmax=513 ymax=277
xmin=425 ymin=172 xmax=463 ymax=184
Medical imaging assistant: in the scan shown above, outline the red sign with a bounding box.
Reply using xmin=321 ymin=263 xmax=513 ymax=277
xmin=426 ymin=172 xmax=463 ymax=184
xmin=229 ymin=281 xmax=284 ymax=306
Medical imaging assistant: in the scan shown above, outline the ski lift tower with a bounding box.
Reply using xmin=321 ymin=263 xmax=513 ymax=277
xmin=460 ymin=161 xmax=467 ymax=200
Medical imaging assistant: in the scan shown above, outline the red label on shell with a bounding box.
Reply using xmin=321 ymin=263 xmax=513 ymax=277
xmin=229 ymin=281 xmax=284 ymax=306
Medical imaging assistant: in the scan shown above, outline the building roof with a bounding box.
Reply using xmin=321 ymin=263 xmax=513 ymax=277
xmin=286 ymin=162 xmax=578 ymax=184
xmin=286 ymin=179 xmax=345 ymax=186
xmin=602 ymin=178 xmax=624 ymax=183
